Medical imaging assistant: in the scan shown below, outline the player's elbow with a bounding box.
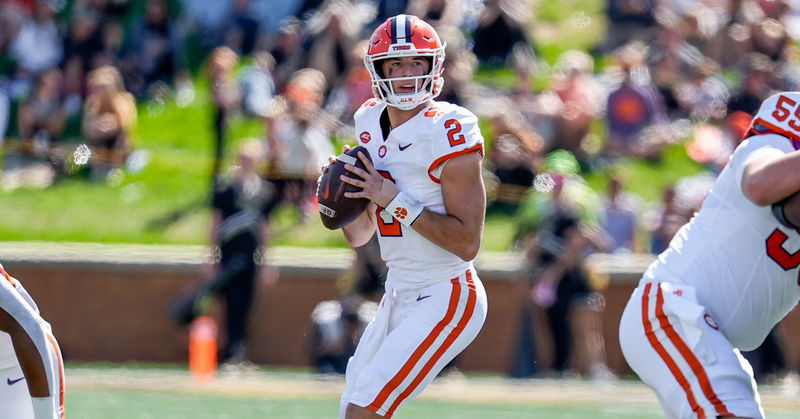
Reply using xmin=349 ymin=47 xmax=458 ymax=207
xmin=454 ymin=241 xmax=480 ymax=262
xmin=741 ymin=175 xmax=775 ymax=206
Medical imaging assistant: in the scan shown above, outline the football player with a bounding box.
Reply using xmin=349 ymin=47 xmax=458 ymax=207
xmin=334 ymin=14 xmax=488 ymax=419
xmin=618 ymin=92 xmax=800 ymax=419
xmin=0 ymin=263 xmax=65 ymax=419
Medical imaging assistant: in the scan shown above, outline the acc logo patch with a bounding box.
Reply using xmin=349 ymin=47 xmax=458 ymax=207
xmin=704 ymin=313 xmax=719 ymax=330
xmin=360 ymin=131 xmax=371 ymax=143
xmin=378 ymin=145 xmax=387 ymax=158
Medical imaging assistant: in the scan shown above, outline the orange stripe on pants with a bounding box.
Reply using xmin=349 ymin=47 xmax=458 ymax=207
xmin=641 ymin=283 xmax=705 ymax=418
xmin=653 ymin=285 xmax=731 ymax=417
xmin=46 ymin=333 xmax=66 ymax=419
xmin=366 ymin=275 xmax=463 ymax=414
xmin=385 ymin=270 xmax=477 ymax=416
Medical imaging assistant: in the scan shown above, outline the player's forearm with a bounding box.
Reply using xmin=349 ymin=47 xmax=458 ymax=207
xmin=742 ymin=151 xmax=800 ymax=206
xmin=412 ymin=210 xmax=484 ymax=261
xmin=343 ymin=205 xmax=377 ymax=248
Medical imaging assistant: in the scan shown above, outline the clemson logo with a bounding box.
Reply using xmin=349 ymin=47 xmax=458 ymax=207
xmin=378 ymin=145 xmax=387 ymax=158
xmin=360 ymin=131 xmax=371 ymax=143
xmin=394 ymin=207 xmax=408 ymax=219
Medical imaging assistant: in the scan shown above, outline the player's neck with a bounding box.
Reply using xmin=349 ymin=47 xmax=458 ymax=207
xmin=386 ymin=101 xmax=431 ymax=130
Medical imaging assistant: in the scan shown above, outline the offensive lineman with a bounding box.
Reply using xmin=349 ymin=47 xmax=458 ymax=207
xmin=0 ymin=263 xmax=65 ymax=419
xmin=332 ymin=15 xmax=488 ymax=418
xmin=619 ymin=92 xmax=800 ymax=418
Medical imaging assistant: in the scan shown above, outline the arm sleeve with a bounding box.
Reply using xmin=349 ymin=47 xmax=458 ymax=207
xmin=731 ymin=134 xmax=796 ymax=187
xmin=0 ymin=279 xmax=63 ymax=419
xmin=427 ymin=106 xmax=485 ymax=183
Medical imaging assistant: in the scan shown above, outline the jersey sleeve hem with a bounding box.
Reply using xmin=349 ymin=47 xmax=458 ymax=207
xmin=427 ymin=144 xmax=484 ymax=183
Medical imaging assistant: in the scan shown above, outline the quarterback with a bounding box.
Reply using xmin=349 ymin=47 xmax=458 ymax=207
xmin=0 ymin=263 xmax=65 ymax=419
xmin=619 ymin=92 xmax=800 ymax=418
xmin=335 ymin=14 xmax=488 ymax=419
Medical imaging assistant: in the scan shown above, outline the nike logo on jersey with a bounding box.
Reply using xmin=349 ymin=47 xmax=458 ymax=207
xmin=7 ymin=377 xmax=24 ymax=385
xmin=399 ymin=143 xmax=412 ymax=151
xmin=416 ymin=294 xmax=431 ymax=301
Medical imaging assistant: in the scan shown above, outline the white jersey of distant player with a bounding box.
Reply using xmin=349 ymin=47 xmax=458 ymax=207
xmin=0 ymin=273 xmax=41 ymax=369
xmin=354 ymin=99 xmax=484 ymax=290
xmin=645 ymin=92 xmax=800 ymax=351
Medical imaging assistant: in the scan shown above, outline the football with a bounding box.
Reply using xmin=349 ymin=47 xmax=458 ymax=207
xmin=774 ymin=190 xmax=800 ymax=229
xmin=317 ymin=146 xmax=372 ymax=229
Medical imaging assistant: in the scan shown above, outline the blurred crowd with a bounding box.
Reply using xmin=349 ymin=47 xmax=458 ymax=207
xmin=2 ymin=0 xmax=799 ymax=380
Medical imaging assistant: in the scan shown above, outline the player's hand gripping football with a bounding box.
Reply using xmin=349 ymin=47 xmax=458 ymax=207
xmin=340 ymin=150 xmax=399 ymax=208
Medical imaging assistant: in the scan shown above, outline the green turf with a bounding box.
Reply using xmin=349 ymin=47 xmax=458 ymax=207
xmin=67 ymin=388 xmax=666 ymax=419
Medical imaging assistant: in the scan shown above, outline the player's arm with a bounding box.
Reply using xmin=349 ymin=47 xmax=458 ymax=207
xmin=741 ymin=149 xmax=800 ymax=206
xmin=0 ymin=307 xmax=60 ymax=418
xmin=342 ymin=202 xmax=377 ymax=248
xmin=407 ymin=152 xmax=485 ymax=261
xmin=343 ymin=151 xmax=485 ymax=261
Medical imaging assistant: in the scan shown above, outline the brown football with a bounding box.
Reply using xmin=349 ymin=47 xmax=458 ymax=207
xmin=317 ymin=146 xmax=372 ymax=229
xmin=779 ymin=190 xmax=800 ymax=228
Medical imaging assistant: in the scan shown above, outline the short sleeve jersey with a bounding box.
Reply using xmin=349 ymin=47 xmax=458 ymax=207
xmin=353 ymin=100 xmax=484 ymax=290
xmin=0 ymin=266 xmax=42 ymax=369
xmin=644 ymin=93 xmax=800 ymax=350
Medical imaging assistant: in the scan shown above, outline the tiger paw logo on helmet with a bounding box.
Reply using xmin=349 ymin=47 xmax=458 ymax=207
xmin=364 ymin=14 xmax=446 ymax=111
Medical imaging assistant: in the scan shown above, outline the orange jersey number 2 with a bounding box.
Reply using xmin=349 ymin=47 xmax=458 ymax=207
xmin=376 ymin=170 xmax=402 ymax=237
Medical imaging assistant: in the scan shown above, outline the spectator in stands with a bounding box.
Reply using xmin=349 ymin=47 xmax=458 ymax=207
xmin=219 ymin=0 xmax=260 ymax=55
xmin=304 ymin=0 xmax=363 ymax=92
xmin=472 ymin=0 xmax=536 ymax=70
xmin=728 ymin=53 xmax=773 ymax=116
xmin=81 ymin=65 xmax=137 ymax=181
xmin=646 ymin=185 xmax=685 ymax=254
xmin=601 ymin=0 xmax=656 ymax=53
xmin=8 ymin=0 xmax=62 ymax=94
xmin=17 ymin=68 xmax=66 ymax=146
xmin=265 ymin=68 xmax=336 ymax=222
xmin=604 ymin=42 xmax=669 ymax=161
xmin=267 ymin=18 xmax=306 ymax=91
xmin=62 ymin=9 xmax=103 ymax=78
xmin=486 ymin=108 xmax=543 ymax=216
xmin=601 ymin=174 xmax=638 ymax=252
xmin=547 ymin=50 xmax=604 ymax=167
xmin=239 ymin=50 xmax=275 ymax=119
xmin=0 ymin=0 xmax=33 ymax=54
xmin=407 ymin=0 xmax=463 ymax=29
xmin=751 ymin=18 xmax=788 ymax=62
xmin=122 ymin=0 xmax=188 ymax=98
xmin=1 ymin=69 xmax=64 ymax=190
xmin=672 ymin=58 xmax=729 ymax=121
xmin=324 ymin=40 xmax=373 ymax=128
xmin=436 ymin=26 xmax=476 ymax=107
xmin=0 ymin=78 xmax=8 ymax=144
xmin=206 ymin=46 xmax=241 ymax=182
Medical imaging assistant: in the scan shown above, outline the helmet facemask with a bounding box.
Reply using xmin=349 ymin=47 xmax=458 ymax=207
xmin=364 ymin=46 xmax=446 ymax=110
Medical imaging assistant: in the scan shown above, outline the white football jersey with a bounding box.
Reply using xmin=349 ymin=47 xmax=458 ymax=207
xmin=644 ymin=93 xmax=800 ymax=350
xmin=0 ymin=268 xmax=40 ymax=369
xmin=353 ymin=99 xmax=484 ymax=291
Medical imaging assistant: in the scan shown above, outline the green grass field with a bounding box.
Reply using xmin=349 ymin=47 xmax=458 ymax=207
xmin=64 ymin=364 xmax=800 ymax=418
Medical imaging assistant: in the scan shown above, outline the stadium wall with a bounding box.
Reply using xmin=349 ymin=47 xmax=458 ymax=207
xmin=3 ymin=244 xmax=799 ymax=376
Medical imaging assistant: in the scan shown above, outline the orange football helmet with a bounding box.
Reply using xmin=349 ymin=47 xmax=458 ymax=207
xmin=364 ymin=14 xmax=446 ymax=110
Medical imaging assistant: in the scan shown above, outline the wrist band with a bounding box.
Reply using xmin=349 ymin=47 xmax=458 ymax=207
xmin=386 ymin=191 xmax=423 ymax=227
xmin=772 ymin=198 xmax=800 ymax=229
